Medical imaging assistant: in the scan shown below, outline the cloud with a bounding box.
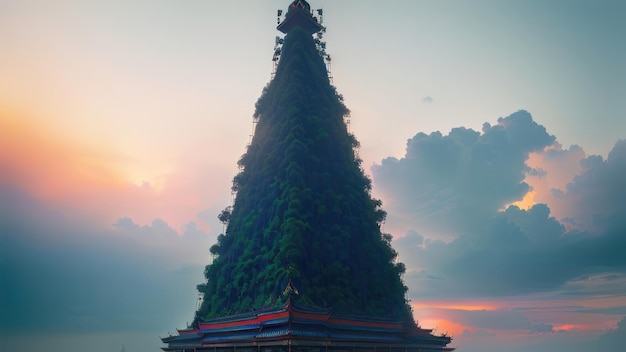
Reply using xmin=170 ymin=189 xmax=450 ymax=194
xmin=576 ymin=306 xmax=626 ymax=315
xmin=373 ymin=110 xmax=555 ymax=238
xmin=526 ymin=144 xmax=586 ymax=193
xmin=593 ymin=316 xmax=626 ymax=348
xmin=521 ymin=139 xmax=626 ymax=234
xmin=556 ymin=139 xmax=626 ymax=232
xmin=531 ymin=323 xmax=555 ymax=333
xmin=519 ymin=140 xmax=626 ymax=233
xmin=0 ymin=186 xmax=211 ymax=334
xmin=523 ymin=316 xmax=626 ymax=352
xmin=396 ymin=203 xmax=626 ymax=299
xmin=373 ymin=111 xmax=626 ymax=299
xmin=422 ymin=96 xmax=434 ymax=103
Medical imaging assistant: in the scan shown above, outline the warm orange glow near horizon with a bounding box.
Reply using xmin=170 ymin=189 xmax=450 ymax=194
xmin=0 ymin=110 xmax=222 ymax=232
xmin=411 ymin=301 xmax=499 ymax=337
xmin=420 ymin=318 xmax=466 ymax=337
xmin=0 ymin=112 xmax=130 ymax=199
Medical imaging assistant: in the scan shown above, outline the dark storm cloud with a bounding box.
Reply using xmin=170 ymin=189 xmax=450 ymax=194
xmin=373 ymin=110 xmax=555 ymax=237
xmin=373 ymin=112 xmax=626 ymax=298
xmin=0 ymin=187 xmax=209 ymax=334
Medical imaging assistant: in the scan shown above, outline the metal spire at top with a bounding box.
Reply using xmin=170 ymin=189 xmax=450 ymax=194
xmin=276 ymin=0 xmax=324 ymax=35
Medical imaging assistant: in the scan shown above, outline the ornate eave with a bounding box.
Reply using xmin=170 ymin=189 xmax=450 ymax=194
xmin=161 ymin=301 xmax=454 ymax=352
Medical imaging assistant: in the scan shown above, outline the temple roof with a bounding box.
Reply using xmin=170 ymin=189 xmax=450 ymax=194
xmin=162 ymin=300 xmax=453 ymax=351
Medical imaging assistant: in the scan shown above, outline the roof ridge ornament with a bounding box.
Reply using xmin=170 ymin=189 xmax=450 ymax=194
xmin=282 ymin=278 xmax=300 ymax=297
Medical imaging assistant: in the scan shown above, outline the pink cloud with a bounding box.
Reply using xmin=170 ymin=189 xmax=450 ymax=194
xmin=522 ymin=143 xmax=586 ymax=224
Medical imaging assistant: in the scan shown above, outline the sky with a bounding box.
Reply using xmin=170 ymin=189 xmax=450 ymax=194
xmin=1 ymin=1 xmax=625 ymax=352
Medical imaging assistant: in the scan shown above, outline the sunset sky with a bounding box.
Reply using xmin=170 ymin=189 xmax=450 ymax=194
xmin=1 ymin=1 xmax=625 ymax=352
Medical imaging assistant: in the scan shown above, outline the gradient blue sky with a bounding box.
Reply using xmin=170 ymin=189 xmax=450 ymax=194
xmin=1 ymin=1 xmax=625 ymax=352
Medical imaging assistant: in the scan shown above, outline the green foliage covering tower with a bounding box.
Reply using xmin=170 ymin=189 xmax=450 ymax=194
xmin=197 ymin=24 xmax=414 ymax=326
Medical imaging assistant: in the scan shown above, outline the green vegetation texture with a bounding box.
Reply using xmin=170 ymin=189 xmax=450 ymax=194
xmin=197 ymin=27 xmax=414 ymax=326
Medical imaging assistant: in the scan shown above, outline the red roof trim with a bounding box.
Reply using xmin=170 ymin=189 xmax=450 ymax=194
xmin=177 ymin=327 xmax=198 ymax=335
xmin=198 ymin=310 xmax=289 ymax=330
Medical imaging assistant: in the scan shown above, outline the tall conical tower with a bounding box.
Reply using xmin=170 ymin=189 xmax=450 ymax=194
xmin=162 ymin=2 xmax=454 ymax=351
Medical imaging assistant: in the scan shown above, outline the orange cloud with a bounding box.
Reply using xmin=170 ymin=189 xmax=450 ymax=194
xmin=511 ymin=190 xmax=536 ymax=210
xmin=521 ymin=144 xmax=586 ymax=221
